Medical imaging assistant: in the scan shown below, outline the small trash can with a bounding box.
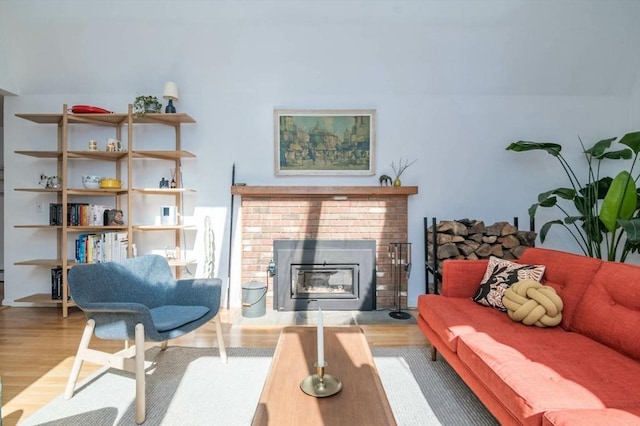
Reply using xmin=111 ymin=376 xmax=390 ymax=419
xmin=241 ymin=281 xmax=267 ymax=318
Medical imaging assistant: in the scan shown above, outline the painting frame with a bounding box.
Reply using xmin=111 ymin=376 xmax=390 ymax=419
xmin=274 ymin=109 xmax=376 ymax=176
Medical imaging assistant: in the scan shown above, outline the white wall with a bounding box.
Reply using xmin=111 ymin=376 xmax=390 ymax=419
xmin=631 ymin=69 xmax=640 ymax=129
xmin=2 ymin=0 xmax=639 ymax=308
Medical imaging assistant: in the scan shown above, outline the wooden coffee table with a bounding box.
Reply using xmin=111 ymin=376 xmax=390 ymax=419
xmin=252 ymin=326 xmax=396 ymax=426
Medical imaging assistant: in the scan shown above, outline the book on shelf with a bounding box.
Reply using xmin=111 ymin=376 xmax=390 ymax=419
xmin=51 ymin=267 xmax=63 ymax=300
xmin=49 ymin=203 xmax=113 ymax=226
xmin=75 ymin=231 xmax=129 ymax=264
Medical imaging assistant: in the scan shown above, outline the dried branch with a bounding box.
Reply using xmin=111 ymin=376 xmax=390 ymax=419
xmin=391 ymin=158 xmax=417 ymax=179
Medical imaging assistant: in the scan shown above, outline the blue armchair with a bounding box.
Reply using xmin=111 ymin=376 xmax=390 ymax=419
xmin=63 ymin=254 xmax=226 ymax=424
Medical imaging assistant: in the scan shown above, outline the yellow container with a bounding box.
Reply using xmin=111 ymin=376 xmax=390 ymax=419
xmin=99 ymin=178 xmax=122 ymax=189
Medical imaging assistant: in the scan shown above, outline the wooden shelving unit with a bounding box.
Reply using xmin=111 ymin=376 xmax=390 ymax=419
xmin=14 ymin=104 xmax=197 ymax=317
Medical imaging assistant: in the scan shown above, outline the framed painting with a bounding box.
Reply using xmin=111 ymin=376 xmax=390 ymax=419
xmin=274 ymin=109 xmax=376 ymax=176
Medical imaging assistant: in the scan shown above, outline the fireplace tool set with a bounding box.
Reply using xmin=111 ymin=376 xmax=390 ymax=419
xmin=389 ymin=242 xmax=412 ymax=320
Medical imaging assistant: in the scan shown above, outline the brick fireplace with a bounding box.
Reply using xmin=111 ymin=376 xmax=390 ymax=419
xmin=231 ymin=185 xmax=418 ymax=311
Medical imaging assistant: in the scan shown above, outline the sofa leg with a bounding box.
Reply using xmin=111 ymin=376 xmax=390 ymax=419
xmin=430 ymin=345 xmax=437 ymax=361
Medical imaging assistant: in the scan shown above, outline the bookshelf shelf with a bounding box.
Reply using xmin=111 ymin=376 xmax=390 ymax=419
xmin=15 ymin=293 xmax=77 ymax=307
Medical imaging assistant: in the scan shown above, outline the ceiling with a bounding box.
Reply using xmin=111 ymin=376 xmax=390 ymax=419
xmin=1 ymin=0 xmax=639 ymax=97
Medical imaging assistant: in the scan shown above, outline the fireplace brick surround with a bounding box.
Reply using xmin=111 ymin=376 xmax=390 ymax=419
xmin=231 ymin=185 xmax=418 ymax=310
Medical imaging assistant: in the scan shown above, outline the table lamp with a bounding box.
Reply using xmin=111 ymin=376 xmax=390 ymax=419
xmin=163 ymin=82 xmax=179 ymax=113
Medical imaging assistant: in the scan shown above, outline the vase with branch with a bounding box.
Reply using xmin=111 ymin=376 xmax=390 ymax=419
xmin=391 ymin=158 xmax=417 ymax=187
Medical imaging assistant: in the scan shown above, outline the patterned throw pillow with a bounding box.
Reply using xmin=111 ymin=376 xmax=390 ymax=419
xmin=472 ymin=256 xmax=546 ymax=311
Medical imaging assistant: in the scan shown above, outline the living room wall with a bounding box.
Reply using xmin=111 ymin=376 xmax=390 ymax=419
xmin=2 ymin=0 xmax=639 ymax=308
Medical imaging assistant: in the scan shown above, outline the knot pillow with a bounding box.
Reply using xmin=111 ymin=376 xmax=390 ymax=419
xmin=502 ymin=279 xmax=563 ymax=327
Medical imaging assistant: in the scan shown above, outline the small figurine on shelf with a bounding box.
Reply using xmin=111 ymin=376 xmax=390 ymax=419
xmin=103 ymin=209 xmax=124 ymax=226
xmin=171 ymin=179 xmax=176 ymax=188
xmin=159 ymin=177 xmax=169 ymax=188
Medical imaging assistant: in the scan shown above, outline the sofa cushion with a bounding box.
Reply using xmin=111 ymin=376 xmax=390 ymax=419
xmin=571 ymin=261 xmax=640 ymax=360
xmin=472 ymin=256 xmax=546 ymax=311
xmin=418 ymin=294 xmax=525 ymax=353
xmin=542 ymin=408 xmax=640 ymax=426
xmin=518 ymin=248 xmax=602 ymax=329
xmin=457 ymin=330 xmax=640 ymax=425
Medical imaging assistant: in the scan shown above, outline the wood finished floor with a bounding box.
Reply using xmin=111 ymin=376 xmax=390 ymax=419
xmin=0 ymin=306 xmax=428 ymax=426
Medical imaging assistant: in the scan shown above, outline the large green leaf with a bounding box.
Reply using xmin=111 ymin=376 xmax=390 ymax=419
xmin=619 ymin=131 xmax=640 ymax=154
xmin=600 ymin=171 xmax=638 ymax=233
xmin=584 ymin=137 xmax=616 ymax=157
xmin=619 ymin=218 xmax=640 ymax=243
xmin=550 ymin=188 xmax=576 ymax=200
xmin=539 ymin=196 xmax=558 ymax=208
xmin=506 ymin=141 xmax=562 ymax=157
xmin=600 ymin=149 xmax=633 ymax=160
xmin=539 ymin=220 xmax=563 ymax=243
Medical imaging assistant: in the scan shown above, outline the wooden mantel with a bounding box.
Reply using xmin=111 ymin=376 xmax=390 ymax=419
xmin=230 ymin=185 xmax=418 ymax=197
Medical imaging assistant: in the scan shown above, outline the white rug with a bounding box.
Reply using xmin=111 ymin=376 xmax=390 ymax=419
xmin=21 ymin=346 xmax=497 ymax=426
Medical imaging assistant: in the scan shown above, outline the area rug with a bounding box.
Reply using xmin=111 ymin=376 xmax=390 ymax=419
xmin=232 ymin=309 xmax=417 ymax=326
xmin=21 ymin=346 xmax=497 ymax=426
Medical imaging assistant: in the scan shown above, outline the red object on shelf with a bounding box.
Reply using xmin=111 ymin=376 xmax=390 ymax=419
xmin=69 ymin=105 xmax=112 ymax=114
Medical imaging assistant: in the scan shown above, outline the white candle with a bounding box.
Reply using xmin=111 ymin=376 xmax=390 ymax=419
xmin=317 ymin=307 xmax=325 ymax=366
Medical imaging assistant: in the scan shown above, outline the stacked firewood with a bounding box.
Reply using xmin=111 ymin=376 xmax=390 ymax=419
xmin=426 ymin=219 xmax=536 ymax=275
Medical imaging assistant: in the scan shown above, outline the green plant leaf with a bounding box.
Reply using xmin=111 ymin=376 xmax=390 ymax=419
xmin=600 ymin=171 xmax=638 ymax=232
xmin=619 ymin=131 xmax=640 ymax=154
xmin=551 ymin=188 xmax=576 ymax=200
xmin=600 ymin=149 xmax=633 ymax=160
xmin=564 ymin=216 xmax=582 ymax=225
xmin=619 ymin=218 xmax=640 ymax=243
xmin=539 ymin=196 xmax=558 ymax=208
xmin=506 ymin=141 xmax=562 ymax=157
xmin=539 ymin=220 xmax=563 ymax=243
xmin=584 ymin=137 xmax=616 ymax=157
xmin=579 ymin=178 xmax=612 ymax=200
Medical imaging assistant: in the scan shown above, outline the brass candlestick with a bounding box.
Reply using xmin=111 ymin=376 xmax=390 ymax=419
xmin=300 ymin=362 xmax=342 ymax=397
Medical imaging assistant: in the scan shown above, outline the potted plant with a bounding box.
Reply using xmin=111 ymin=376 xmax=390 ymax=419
xmin=506 ymin=130 xmax=640 ymax=262
xmin=133 ymin=95 xmax=162 ymax=115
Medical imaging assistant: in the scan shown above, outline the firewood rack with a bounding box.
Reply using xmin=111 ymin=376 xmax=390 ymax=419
xmin=423 ymin=216 xmax=535 ymax=295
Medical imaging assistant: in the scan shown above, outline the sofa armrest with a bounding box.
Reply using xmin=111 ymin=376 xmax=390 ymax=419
xmin=441 ymin=259 xmax=488 ymax=298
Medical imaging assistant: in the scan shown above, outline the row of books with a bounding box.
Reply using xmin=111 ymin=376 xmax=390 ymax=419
xmin=50 ymin=203 xmax=113 ymax=226
xmin=75 ymin=232 xmax=132 ymax=264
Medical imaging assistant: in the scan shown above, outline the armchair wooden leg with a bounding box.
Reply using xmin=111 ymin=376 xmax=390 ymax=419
xmin=160 ymin=340 xmax=168 ymax=351
xmin=64 ymin=319 xmax=96 ymax=399
xmin=135 ymin=323 xmax=146 ymax=425
xmin=215 ymin=313 xmax=227 ymax=363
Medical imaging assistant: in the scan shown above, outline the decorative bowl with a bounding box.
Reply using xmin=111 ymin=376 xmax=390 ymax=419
xmin=100 ymin=178 xmax=122 ymax=189
xmin=82 ymin=175 xmax=102 ymax=189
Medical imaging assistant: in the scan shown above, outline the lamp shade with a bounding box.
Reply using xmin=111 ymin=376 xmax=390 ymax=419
xmin=163 ymin=82 xmax=179 ymax=101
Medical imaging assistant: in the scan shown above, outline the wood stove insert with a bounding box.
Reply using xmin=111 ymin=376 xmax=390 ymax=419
xmin=273 ymin=239 xmax=376 ymax=311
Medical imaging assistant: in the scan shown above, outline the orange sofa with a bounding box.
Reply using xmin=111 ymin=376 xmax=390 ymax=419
xmin=417 ymin=247 xmax=640 ymax=425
